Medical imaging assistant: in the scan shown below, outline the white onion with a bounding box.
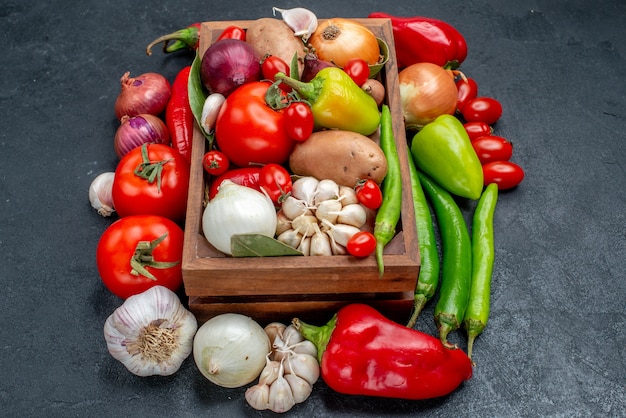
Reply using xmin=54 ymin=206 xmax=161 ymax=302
xmin=193 ymin=313 xmax=271 ymax=388
xmin=202 ymin=180 xmax=277 ymax=255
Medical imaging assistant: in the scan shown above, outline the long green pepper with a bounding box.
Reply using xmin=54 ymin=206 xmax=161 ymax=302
xmin=417 ymin=171 xmax=472 ymax=347
xmin=463 ymin=183 xmax=498 ymax=359
xmin=406 ymin=152 xmax=440 ymax=328
xmin=374 ymin=104 xmax=402 ymax=276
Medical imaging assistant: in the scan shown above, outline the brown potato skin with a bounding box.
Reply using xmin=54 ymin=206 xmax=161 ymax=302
xmin=246 ymin=18 xmax=305 ymax=76
xmin=289 ymin=130 xmax=388 ymax=188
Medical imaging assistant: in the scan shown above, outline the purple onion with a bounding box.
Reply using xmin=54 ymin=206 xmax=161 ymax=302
xmin=200 ymin=38 xmax=261 ymax=97
xmin=114 ymin=114 xmax=170 ymax=159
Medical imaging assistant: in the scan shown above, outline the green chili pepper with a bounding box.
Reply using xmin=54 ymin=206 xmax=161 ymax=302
xmin=275 ymin=68 xmax=381 ymax=135
xmin=406 ymin=151 xmax=440 ymax=328
xmin=374 ymin=105 xmax=402 ymax=276
xmin=411 ymin=114 xmax=483 ymax=200
xmin=417 ymin=170 xmax=472 ymax=347
xmin=463 ymin=183 xmax=498 ymax=359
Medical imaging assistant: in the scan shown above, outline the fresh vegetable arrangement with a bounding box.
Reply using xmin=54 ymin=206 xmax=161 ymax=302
xmin=88 ymin=6 xmax=527 ymax=413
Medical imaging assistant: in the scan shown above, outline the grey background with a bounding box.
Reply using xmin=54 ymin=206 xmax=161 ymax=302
xmin=1 ymin=0 xmax=624 ymax=416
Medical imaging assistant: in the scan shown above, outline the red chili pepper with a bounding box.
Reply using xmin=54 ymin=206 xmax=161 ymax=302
xmin=165 ymin=66 xmax=193 ymax=164
xmin=216 ymin=25 xmax=246 ymax=42
xmin=208 ymin=167 xmax=263 ymax=199
xmin=146 ymin=22 xmax=201 ymax=55
xmin=368 ymin=12 xmax=467 ymax=70
xmin=294 ymin=303 xmax=473 ymax=400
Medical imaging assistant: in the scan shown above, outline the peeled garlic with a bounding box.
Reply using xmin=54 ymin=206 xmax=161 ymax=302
xmin=200 ymin=93 xmax=225 ymax=133
xmin=103 ymin=286 xmax=198 ymax=377
xmin=272 ymin=7 xmax=318 ymax=42
xmin=89 ymin=172 xmax=115 ymax=217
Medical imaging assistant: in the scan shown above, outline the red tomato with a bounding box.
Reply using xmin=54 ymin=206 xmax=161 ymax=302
xmin=209 ymin=167 xmax=262 ymax=199
xmin=203 ymin=150 xmax=230 ymax=176
xmin=464 ymin=121 xmax=493 ymax=141
xmin=455 ymin=77 xmax=478 ymax=113
xmin=262 ymin=55 xmax=290 ymax=81
xmin=472 ymin=136 xmax=513 ymax=164
xmin=217 ymin=25 xmax=246 ymax=41
xmin=346 ymin=231 xmax=377 ymax=258
xmin=355 ymin=179 xmax=383 ymax=210
xmin=259 ymin=163 xmax=293 ymax=204
xmin=112 ymin=143 xmax=190 ymax=222
xmin=343 ymin=58 xmax=370 ymax=87
xmin=96 ymin=215 xmax=184 ymax=299
xmin=284 ymin=102 xmax=314 ymax=142
xmin=483 ymin=161 xmax=525 ymax=190
xmin=462 ymin=97 xmax=503 ymax=125
xmin=215 ymin=81 xmax=295 ymax=167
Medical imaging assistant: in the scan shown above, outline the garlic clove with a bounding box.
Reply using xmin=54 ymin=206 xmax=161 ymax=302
xmin=89 ymin=172 xmax=116 ymax=217
xmin=284 ymin=373 xmax=312 ymax=404
xmin=272 ymin=7 xmax=318 ymax=43
xmin=103 ymin=286 xmax=198 ymax=377
xmin=200 ymin=93 xmax=226 ymax=133
xmin=291 ymin=339 xmax=318 ymax=358
xmin=284 ymin=353 xmax=320 ymax=386
xmin=245 ymin=383 xmax=270 ymax=411
xmin=268 ymin=363 xmax=296 ymax=413
xmin=259 ymin=357 xmax=282 ymax=386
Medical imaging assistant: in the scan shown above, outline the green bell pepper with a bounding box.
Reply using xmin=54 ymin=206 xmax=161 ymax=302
xmin=410 ymin=114 xmax=483 ymax=200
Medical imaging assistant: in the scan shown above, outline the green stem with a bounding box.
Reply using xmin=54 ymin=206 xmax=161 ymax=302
xmin=133 ymin=143 xmax=173 ymax=192
xmin=292 ymin=314 xmax=337 ymax=364
xmin=274 ymin=72 xmax=323 ymax=104
xmin=130 ymin=233 xmax=180 ymax=281
xmin=406 ymin=294 xmax=427 ymax=328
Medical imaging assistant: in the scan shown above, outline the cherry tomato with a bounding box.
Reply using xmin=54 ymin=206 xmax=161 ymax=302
xmin=462 ymin=97 xmax=503 ymax=125
xmin=455 ymin=77 xmax=478 ymax=113
xmin=217 ymin=25 xmax=246 ymax=41
xmin=215 ymin=81 xmax=295 ymax=167
xmin=258 ymin=163 xmax=293 ymax=204
xmin=209 ymin=167 xmax=262 ymax=199
xmin=346 ymin=231 xmax=377 ymax=258
xmin=483 ymin=161 xmax=525 ymax=190
xmin=262 ymin=55 xmax=290 ymax=81
xmin=472 ymin=136 xmax=513 ymax=164
xmin=464 ymin=121 xmax=493 ymax=141
xmin=343 ymin=58 xmax=370 ymax=87
xmin=96 ymin=215 xmax=184 ymax=299
xmin=202 ymin=150 xmax=230 ymax=176
xmin=112 ymin=143 xmax=190 ymax=222
xmin=284 ymin=101 xmax=314 ymax=142
xmin=355 ymin=179 xmax=383 ymax=210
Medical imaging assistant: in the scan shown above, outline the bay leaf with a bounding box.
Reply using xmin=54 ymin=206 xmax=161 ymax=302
xmin=231 ymin=234 xmax=303 ymax=257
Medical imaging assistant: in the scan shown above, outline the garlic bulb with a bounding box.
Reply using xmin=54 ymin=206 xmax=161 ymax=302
xmin=272 ymin=7 xmax=318 ymax=42
xmin=103 ymin=286 xmax=198 ymax=377
xmin=89 ymin=172 xmax=115 ymax=217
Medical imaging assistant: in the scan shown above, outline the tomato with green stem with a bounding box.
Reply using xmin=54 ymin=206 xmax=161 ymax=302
xmin=343 ymin=58 xmax=370 ymax=87
xmin=258 ymin=163 xmax=293 ymax=205
xmin=346 ymin=231 xmax=377 ymax=258
xmin=96 ymin=215 xmax=184 ymax=299
xmin=203 ymin=149 xmax=230 ymax=176
xmin=284 ymin=101 xmax=314 ymax=142
xmin=355 ymin=178 xmax=383 ymax=210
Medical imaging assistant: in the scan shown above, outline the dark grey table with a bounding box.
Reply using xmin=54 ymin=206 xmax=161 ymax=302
xmin=1 ymin=0 xmax=624 ymax=416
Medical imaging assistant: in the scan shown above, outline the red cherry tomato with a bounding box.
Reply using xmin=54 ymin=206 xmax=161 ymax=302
xmin=96 ymin=215 xmax=184 ymax=299
xmin=215 ymin=81 xmax=295 ymax=167
xmin=483 ymin=161 xmax=525 ymax=190
xmin=112 ymin=143 xmax=190 ymax=222
xmin=284 ymin=102 xmax=314 ymax=142
xmin=346 ymin=231 xmax=377 ymax=258
xmin=472 ymin=136 xmax=513 ymax=164
xmin=261 ymin=55 xmax=291 ymax=91
xmin=355 ymin=179 xmax=383 ymax=210
xmin=202 ymin=150 xmax=230 ymax=176
xmin=343 ymin=58 xmax=370 ymax=87
xmin=462 ymin=97 xmax=503 ymax=125
xmin=258 ymin=163 xmax=293 ymax=204
xmin=217 ymin=25 xmax=246 ymax=41
xmin=455 ymin=77 xmax=478 ymax=113
xmin=209 ymin=167 xmax=262 ymax=199
xmin=464 ymin=121 xmax=493 ymax=141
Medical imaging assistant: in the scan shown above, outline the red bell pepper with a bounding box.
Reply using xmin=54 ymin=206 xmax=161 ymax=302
xmin=293 ymin=303 xmax=473 ymax=400
xmin=368 ymin=12 xmax=468 ymax=70
xmin=165 ymin=66 xmax=194 ymax=164
xmin=146 ymin=22 xmax=202 ymax=55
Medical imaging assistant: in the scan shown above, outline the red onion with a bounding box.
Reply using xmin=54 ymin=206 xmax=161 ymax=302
xmin=114 ymin=114 xmax=170 ymax=158
xmin=200 ymin=39 xmax=261 ymax=97
xmin=300 ymin=50 xmax=335 ymax=82
xmin=114 ymin=71 xmax=171 ymax=120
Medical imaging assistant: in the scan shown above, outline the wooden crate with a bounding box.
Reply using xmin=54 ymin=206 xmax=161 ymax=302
xmin=182 ymin=18 xmax=420 ymax=325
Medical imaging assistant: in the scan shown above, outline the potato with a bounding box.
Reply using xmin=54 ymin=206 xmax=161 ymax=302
xmin=246 ymin=18 xmax=305 ymax=76
xmin=289 ymin=130 xmax=388 ymax=188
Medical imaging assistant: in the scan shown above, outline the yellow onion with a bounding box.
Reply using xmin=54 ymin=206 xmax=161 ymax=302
xmin=399 ymin=62 xmax=458 ymax=129
xmin=309 ymin=18 xmax=380 ymax=67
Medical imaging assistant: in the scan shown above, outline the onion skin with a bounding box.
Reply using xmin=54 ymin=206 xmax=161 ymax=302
xmin=309 ymin=18 xmax=380 ymax=67
xmin=114 ymin=72 xmax=171 ymax=120
xmin=399 ymin=62 xmax=457 ymax=129
xmin=114 ymin=114 xmax=170 ymax=159
xmin=200 ymin=38 xmax=261 ymax=97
